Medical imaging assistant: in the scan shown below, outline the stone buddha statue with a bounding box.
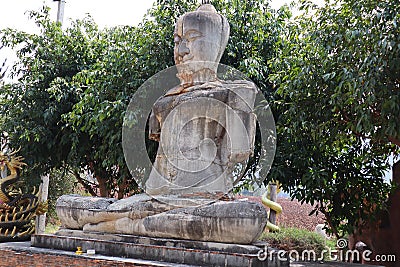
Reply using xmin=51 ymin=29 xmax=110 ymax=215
xmin=55 ymin=4 xmax=268 ymax=245
xmin=145 ymin=4 xmax=257 ymax=198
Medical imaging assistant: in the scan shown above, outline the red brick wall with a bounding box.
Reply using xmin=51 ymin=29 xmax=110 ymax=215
xmin=0 ymin=249 xmax=152 ymax=267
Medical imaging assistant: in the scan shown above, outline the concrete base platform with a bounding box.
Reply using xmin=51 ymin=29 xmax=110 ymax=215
xmin=0 ymin=241 xmax=386 ymax=267
xmin=31 ymin=229 xmax=289 ymax=267
xmin=0 ymin=241 xmax=187 ymax=266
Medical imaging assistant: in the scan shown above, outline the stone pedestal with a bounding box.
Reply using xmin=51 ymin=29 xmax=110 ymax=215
xmin=32 ymin=230 xmax=289 ymax=267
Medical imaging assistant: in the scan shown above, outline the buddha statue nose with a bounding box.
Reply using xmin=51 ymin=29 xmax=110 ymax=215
xmin=178 ymin=40 xmax=190 ymax=58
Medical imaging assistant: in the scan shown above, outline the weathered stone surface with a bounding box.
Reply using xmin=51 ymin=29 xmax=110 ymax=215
xmin=32 ymin=231 xmax=291 ymax=267
xmin=140 ymin=201 xmax=267 ymax=244
xmin=56 ymin=195 xmax=117 ymax=229
xmin=57 ymin=195 xmax=268 ymax=244
xmin=172 ymin=4 xmax=230 ymax=89
xmin=57 ymin=194 xmax=174 ymax=229
xmin=56 ymin=194 xmax=117 ymax=209
xmin=146 ymin=81 xmax=257 ymax=196
xmin=54 ymin=229 xmax=265 ymax=254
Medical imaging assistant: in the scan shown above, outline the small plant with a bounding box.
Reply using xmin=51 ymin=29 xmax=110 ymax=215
xmin=260 ymin=227 xmax=327 ymax=260
xmin=46 ymin=168 xmax=88 ymax=227
xmin=45 ymin=222 xmax=60 ymax=234
xmin=325 ymin=237 xmax=338 ymax=251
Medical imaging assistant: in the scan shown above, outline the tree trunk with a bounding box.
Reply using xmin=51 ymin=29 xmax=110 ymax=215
xmin=371 ymin=160 xmax=400 ymax=267
xmin=35 ymin=174 xmax=49 ymax=234
xmin=97 ymin=175 xmax=109 ymax=197
xmin=387 ymin=161 xmax=400 ymax=264
xmin=117 ymin=177 xmax=127 ymax=199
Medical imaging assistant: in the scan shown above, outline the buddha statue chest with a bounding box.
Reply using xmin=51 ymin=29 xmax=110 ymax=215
xmin=146 ymin=80 xmax=258 ymax=196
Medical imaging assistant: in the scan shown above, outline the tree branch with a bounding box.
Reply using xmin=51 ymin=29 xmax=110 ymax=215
xmin=73 ymin=171 xmax=97 ymax=196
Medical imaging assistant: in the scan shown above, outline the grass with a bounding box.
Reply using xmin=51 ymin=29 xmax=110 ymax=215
xmin=44 ymin=219 xmax=61 ymax=234
xmin=325 ymin=237 xmax=338 ymax=251
xmin=260 ymin=227 xmax=330 ymax=260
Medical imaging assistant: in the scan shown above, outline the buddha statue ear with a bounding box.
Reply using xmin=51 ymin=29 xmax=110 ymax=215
xmin=216 ymin=9 xmax=230 ymax=64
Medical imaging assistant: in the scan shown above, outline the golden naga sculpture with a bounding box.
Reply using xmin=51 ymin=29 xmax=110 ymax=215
xmin=0 ymin=149 xmax=47 ymax=241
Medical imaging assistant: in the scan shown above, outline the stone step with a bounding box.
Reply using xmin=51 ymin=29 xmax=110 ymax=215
xmin=31 ymin=230 xmax=289 ymax=267
xmin=0 ymin=241 xmax=187 ymax=266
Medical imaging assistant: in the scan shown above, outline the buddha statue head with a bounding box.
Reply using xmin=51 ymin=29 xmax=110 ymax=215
xmin=174 ymin=4 xmax=230 ymax=88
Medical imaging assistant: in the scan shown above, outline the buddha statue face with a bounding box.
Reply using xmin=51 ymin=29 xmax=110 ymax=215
xmin=174 ymin=4 xmax=230 ymax=87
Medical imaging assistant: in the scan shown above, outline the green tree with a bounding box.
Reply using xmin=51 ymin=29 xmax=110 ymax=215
xmin=1 ymin=7 xmax=111 ymax=191
xmin=0 ymin=45 xmax=6 ymax=145
xmin=0 ymin=0 xmax=285 ymax=198
xmin=0 ymin=46 xmax=6 ymax=81
xmin=269 ymin=0 xmax=399 ymax=240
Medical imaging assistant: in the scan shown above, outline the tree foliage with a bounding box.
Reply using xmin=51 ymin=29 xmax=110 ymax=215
xmin=0 ymin=46 xmax=6 ymax=143
xmin=1 ymin=7 xmax=113 ymax=191
xmin=269 ymin=0 xmax=399 ymax=236
xmin=0 ymin=0 xmax=285 ymax=198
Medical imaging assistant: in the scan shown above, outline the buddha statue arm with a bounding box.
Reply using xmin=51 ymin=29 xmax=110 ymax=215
xmin=149 ymin=112 xmax=161 ymax=142
xmin=228 ymin=111 xmax=257 ymax=164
